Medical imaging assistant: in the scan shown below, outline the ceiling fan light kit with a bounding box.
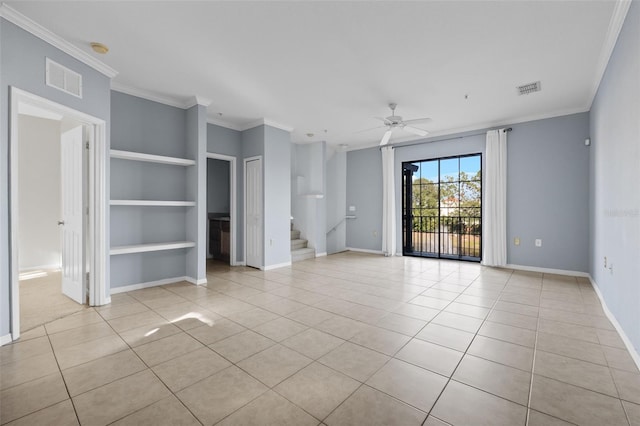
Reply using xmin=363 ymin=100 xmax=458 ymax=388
xmin=374 ymin=103 xmax=431 ymax=146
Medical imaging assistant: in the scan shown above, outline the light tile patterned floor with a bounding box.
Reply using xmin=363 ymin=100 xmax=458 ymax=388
xmin=2 ymin=252 xmax=639 ymax=425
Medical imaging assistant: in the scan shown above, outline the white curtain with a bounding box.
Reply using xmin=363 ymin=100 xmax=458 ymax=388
xmin=381 ymin=146 xmax=396 ymax=257
xmin=482 ymin=129 xmax=507 ymax=266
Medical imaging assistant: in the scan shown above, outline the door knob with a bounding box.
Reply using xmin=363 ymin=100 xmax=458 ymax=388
xmin=58 ymin=220 xmax=65 ymax=226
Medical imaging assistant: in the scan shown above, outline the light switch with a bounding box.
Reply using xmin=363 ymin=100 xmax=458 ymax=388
xmin=535 ymin=239 xmax=542 ymax=247
xmin=514 ymin=237 xmax=520 ymax=246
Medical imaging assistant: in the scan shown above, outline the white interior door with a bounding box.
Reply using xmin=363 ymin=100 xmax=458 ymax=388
xmin=245 ymin=158 xmax=263 ymax=268
xmin=60 ymin=126 xmax=85 ymax=303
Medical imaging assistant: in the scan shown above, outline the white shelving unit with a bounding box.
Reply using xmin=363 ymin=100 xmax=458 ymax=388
xmin=110 ymin=149 xmax=196 ymax=166
xmin=110 ymin=149 xmax=195 ymax=256
xmin=110 ymin=241 xmax=196 ymax=256
xmin=110 ymin=200 xmax=196 ymax=207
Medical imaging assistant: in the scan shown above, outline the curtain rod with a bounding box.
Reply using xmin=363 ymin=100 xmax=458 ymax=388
xmin=381 ymin=127 xmax=513 ymax=150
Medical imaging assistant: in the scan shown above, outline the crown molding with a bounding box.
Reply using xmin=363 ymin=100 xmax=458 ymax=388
xmin=347 ymin=106 xmax=591 ymax=152
xmin=240 ymin=118 xmax=294 ymax=133
xmin=588 ymin=0 xmax=632 ymax=108
xmin=207 ymin=116 xmax=243 ymax=131
xmin=110 ymin=82 xmax=187 ymax=108
xmin=0 ymin=3 xmax=118 ymax=78
xmin=185 ymin=95 xmax=212 ymax=109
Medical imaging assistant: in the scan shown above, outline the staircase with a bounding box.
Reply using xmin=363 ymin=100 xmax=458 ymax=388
xmin=291 ymin=226 xmax=315 ymax=262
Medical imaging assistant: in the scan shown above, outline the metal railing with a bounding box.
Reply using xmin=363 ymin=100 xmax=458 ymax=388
xmin=404 ymin=215 xmax=481 ymax=259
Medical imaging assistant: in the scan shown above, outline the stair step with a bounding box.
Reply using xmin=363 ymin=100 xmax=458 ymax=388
xmin=291 ymin=230 xmax=300 ymax=240
xmin=292 ymin=247 xmax=315 ymax=262
xmin=291 ymin=238 xmax=307 ymax=250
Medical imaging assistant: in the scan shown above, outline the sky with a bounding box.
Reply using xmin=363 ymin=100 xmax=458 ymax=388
xmin=411 ymin=155 xmax=480 ymax=182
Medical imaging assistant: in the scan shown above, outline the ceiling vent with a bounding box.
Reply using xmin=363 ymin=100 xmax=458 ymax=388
xmin=45 ymin=58 xmax=83 ymax=98
xmin=516 ymin=81 xmax=541 ymax=96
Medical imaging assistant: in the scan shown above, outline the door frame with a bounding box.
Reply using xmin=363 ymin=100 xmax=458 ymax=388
xmin=206 ymin=152 xmax=237 ymax=266
xmin=243 ymin=156 xmax=263 ymax=269
xmin=9 ymin=87 xmax=108 ymax=341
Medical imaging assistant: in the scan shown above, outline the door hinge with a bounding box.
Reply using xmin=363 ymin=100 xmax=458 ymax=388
xmin=86 ymin=207 xmax=89 ymax=215
xmin=85 ymin=141 xmax=90 ymax=149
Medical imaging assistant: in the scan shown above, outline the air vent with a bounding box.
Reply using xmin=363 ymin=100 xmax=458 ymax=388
xmin=516 ymin=81 xmax=541 ymax=96
xmin=45 ymin=58 xmax=83 ymax=98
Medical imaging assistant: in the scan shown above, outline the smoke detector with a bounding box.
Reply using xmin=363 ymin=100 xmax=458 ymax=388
xmin=517 ymin=81 xmax=541 ymax=95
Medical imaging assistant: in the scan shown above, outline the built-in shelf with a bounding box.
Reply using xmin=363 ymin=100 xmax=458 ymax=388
xmin=110 ymin=149 xmax=196 ymax=166
xmin=110 ymin=200 xmax=196 ymax=207
xmin=301 ymin=192 xmax=324 ymax=199
xmin=110 ymin=241 xmax=196 ymax=256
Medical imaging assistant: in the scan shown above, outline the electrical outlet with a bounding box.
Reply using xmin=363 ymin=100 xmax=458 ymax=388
xmin=514 ymin=237 xmax=520 ymax=246
xmin=349 ymin=206 xmax=356 ymax=212
xmin=373 ymin=230 xmax=378 ymax=237
xmin=535 ymin=239 xmax=542 ymax=247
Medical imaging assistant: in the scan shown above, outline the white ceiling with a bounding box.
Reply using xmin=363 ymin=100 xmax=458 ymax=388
xmin=6 ymin=1 xmax=626 ymax=149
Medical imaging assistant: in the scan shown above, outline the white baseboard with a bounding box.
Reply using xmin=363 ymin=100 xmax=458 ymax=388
xmin=504 ymin=264 xmax=590 ymax=278
xmin=109 ymin=276 xmax=189 ymax=295
xmin=262 ymin=261 xmax=292 ymax=271
xmin=0 ymin=334 xmax=13 ymax=346
xmin=589 ymin=275 xmax=640 ymax=371
xmin=19 ymin=264 xmax=61 ymax=273
xmin=346 ymin=247 xmax=384 ymax=255
xmin=185 ymin=277 xmax=207 ymax=286
xmin=316 ymin=252 xmax=327 ymax=258
xmin=232 ymin=261 xmax=246 ymax=266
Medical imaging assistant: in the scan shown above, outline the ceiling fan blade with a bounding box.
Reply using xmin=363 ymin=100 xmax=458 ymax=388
xmin=374 ymin=117 xmax=392 ymax=125
xmin=403 ymin=125 xmax=429 ymax=137
xmin=354 ymin=125 xmax=386 ymax=135
xmin=380 ymin=129 xmax=394 ymax=145
xmin=403 ymin=117 xmax=433 ymax=125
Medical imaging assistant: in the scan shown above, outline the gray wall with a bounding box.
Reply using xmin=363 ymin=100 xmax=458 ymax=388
xmin=506 ymin=113 xmax=590 ymax=271
xmin=589 ymin=1 xmax=640 ymax=351
xmin=346 ymin=113 xmax=591 ymax=274
xmin=110 ymin=91 xmax=189 ymax=288
xmin=346 ymin=147 xmax=383 ymax=251
xmin=207 ymin=123 xmax=243 ymax=262
xmin=326 ymin=150 xmax=347 ymax=254
xmin=291 ymin=142 xmax=326 ymax=255
xmin=0 ymin=19 xmax=111 ymax=337
xmin=207 ymin=159 xmax=230 ymax=214
xmin=264 ymin=125 xmax=292 ymax=267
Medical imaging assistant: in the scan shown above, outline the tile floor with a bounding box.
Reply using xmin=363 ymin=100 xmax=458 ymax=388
xmin=2 ymin=252 xmax=640 ymax=425
xmin=18 ymin=269 xmax=86 ymax=332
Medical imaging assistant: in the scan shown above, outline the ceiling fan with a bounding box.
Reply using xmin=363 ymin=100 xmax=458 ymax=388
xmin=375 ymin=103 xmax=431 ymax=146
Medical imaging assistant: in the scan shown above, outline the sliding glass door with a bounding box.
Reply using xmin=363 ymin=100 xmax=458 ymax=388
xmin=402 ymin=154 xmax=482 ymax=261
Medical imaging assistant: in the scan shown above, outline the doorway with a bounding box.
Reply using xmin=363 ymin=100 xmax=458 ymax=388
xmin=9 ymin=88 xmax=108 ymax=341
xmin=206 ymin=153 xmax=236 ymax=273
xmin=244 ymin=157 xmax=263 ymax=269
xmin=402 ymin=154 xmax=482 ymax=261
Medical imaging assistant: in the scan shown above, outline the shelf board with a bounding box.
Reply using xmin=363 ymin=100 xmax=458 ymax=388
xmin=300 ymin=192 xmax=324 ymax=199
xmin=110 ymin=241 xmax=195 ymax=256
xmin=110 ymin=200 xmax=196 ymax=207
xmin=110 ymin=149 xmax=196 ymax=166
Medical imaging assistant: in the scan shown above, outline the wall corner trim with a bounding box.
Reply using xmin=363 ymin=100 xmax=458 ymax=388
xmin=589 ymin=275 xmax=640 ymax=372
xmin=0 ymin=334 xmax=13 ymax=346
xmin=0 ymin=4 xmax=118 ymax=78
xmin=185 ymin=277 xmax=208 ymax=286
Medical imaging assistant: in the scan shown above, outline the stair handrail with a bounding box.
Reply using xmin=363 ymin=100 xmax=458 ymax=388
xmin=326 ymin=215 xmax=356 ymax=234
